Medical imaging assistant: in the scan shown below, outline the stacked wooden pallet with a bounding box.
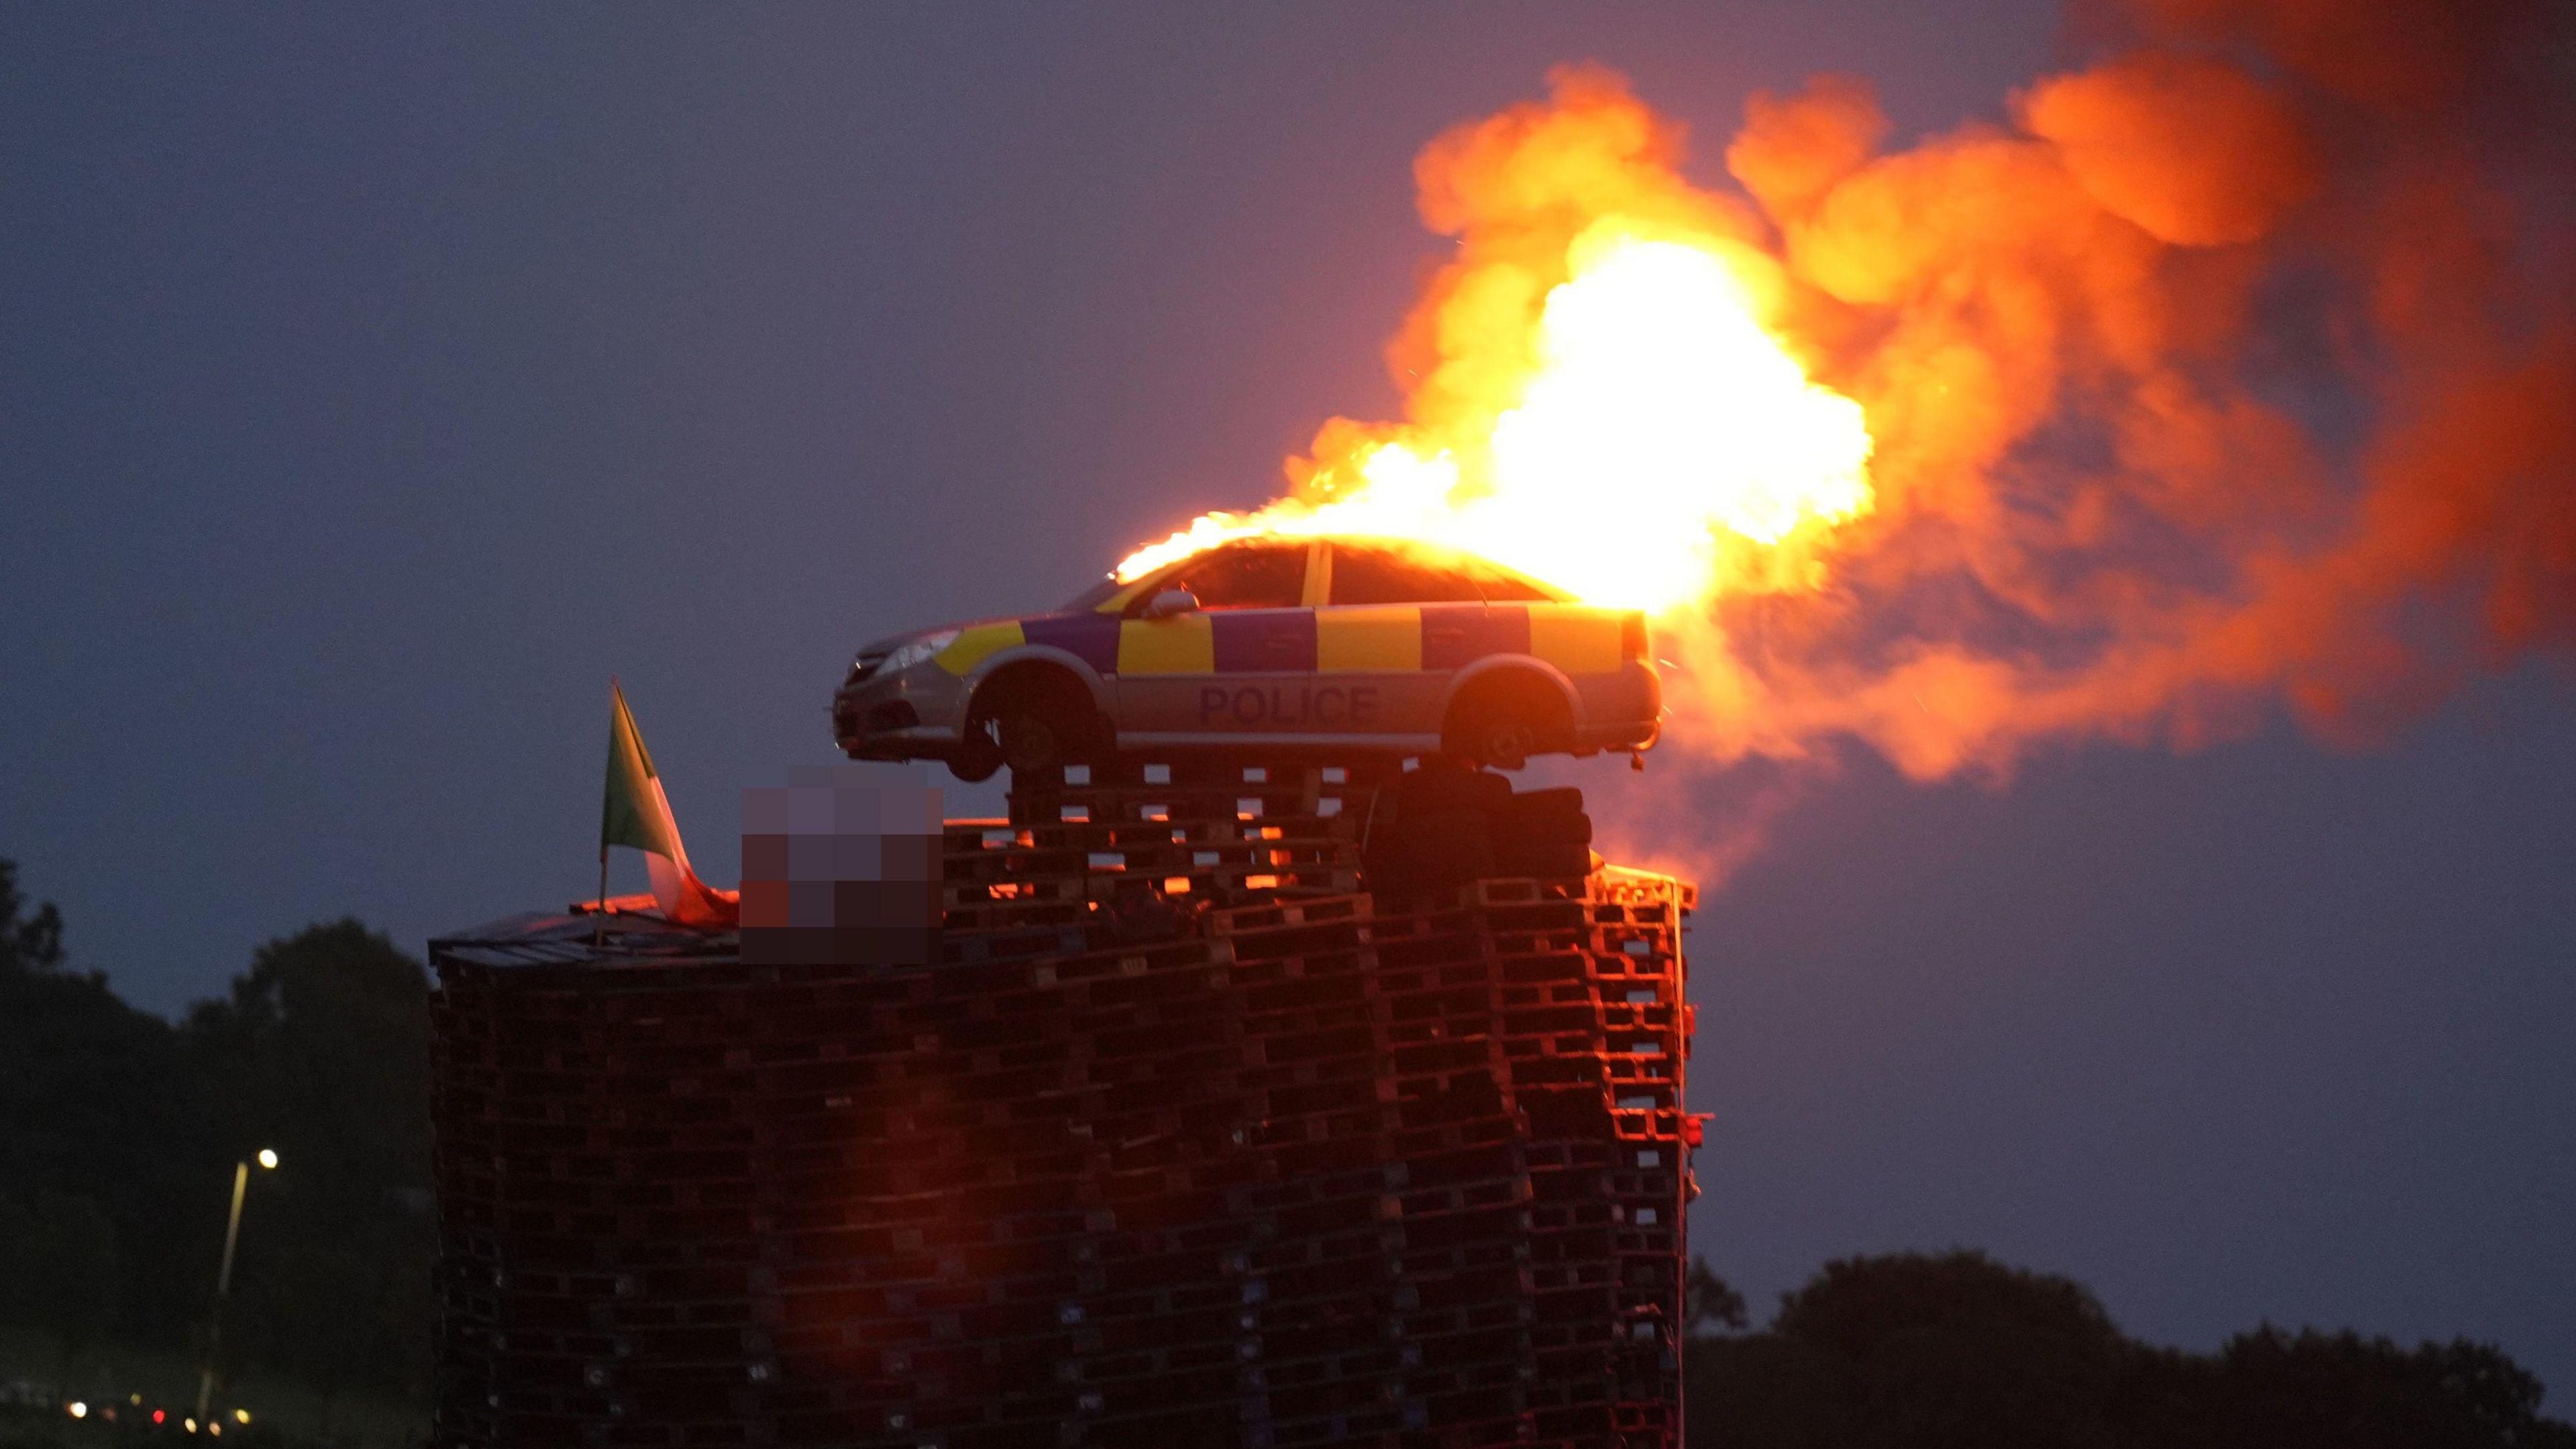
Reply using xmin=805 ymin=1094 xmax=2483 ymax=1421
xmin=938 ymin=758 xmax=1393 ymax=943
xmin=429 ymin=758 xmax=1693 ymax=1449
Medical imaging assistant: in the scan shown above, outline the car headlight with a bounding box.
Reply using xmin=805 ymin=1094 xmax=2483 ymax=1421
xmin=879 ymin=631 xmax=959 ymax=674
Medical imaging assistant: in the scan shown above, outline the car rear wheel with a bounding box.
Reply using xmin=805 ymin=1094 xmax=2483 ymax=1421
xmin=1441 ymin=671 xmax=1572 ymax=771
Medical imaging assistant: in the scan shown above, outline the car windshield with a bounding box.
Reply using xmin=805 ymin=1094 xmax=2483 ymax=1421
xmin=1329 ymin=540 xmax=1564 ymax=604
xmin=1061 ymin=574 xmax=1125 ymax=611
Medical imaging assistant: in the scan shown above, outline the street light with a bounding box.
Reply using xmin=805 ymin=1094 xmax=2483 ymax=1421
xmin=193 ymin=1149 xmax=278 ymax=1426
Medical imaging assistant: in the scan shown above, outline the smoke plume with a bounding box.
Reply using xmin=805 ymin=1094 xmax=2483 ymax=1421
xmin=1308 ymin=0 xmax=2576 ymax=802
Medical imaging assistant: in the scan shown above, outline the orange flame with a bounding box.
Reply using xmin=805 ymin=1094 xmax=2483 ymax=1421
xmin=1120 ymin=13 xmax=2576 ymax=790
xmin=1116 ymin=76 xmax=1874 ymax=614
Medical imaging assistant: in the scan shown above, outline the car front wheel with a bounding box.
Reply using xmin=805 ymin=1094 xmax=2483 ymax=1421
xmin=950 ymin=729 xmax=1004 ymax=783
xmin=965 ymin=665 xmax=1105 ymax=781
xmin=997 ymin=708 xmax=1072 ymax=775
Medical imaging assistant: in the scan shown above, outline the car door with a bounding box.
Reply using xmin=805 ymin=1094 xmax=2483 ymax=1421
xmin=1311 ymin=541 xmax=1513 ymax=744
xmin=1112 ymin=539 xmax=1316 ymax=740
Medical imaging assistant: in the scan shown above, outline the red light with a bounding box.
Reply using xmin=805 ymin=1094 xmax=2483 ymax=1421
xmin=154 ymin=1409 xmax=167 ymax=1424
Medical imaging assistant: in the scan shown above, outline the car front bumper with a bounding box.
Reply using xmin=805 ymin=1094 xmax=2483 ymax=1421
xmin=833 ymin=660 xmax=973 ymax=762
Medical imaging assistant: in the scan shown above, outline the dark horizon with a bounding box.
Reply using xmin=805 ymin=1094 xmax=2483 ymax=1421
xmin=4 ymin=0 xmax=2569 ymax=1407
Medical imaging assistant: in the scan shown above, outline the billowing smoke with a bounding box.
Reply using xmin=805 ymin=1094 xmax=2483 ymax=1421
xmin=1123 ymin=0 xmax=2573 ymax=875
xmin=1687 ymin=0 xmax=2576 ymax=780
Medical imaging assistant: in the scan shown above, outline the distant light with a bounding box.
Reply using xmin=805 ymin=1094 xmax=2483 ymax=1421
xmin=256 ymin=1148 xmax=279 ymax=1170
xmin=67 ymin=1401 xmax=87 ymax=1418
xmin=184 ymin=1416 xmax=198 ymax=1432
xmin=153 ymin=1408 xmax=166 ymax=1424
xmin=131 ymin=1393 xmax=144 ymax=1405
xmin=235 ymin=1408 xmax=252 ymax=1424
xmin=209 ymin=1423 xmax=223 ymax=1437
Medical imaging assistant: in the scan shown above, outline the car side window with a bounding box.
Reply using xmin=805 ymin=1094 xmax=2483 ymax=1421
xmin=1328 ymin=545 xmax=1485 ymax=605
xmin=1458 ymin=559 xmax=1552 ymax=601
xmin=1167 ymin=542 xmax=1306 ymax=610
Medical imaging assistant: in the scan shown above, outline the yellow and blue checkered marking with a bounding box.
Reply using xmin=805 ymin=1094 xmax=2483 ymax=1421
xmin=944 ymin=602 xmax=1631 ymax=678
xmin=1317 ymin=605 xmax=1418 ymax=672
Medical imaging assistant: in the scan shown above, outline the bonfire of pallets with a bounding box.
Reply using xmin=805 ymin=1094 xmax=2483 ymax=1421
xmin=429 ymin=755 xmax=1697 ymax=1449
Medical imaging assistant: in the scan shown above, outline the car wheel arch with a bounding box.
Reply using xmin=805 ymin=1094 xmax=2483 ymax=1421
xmin=1437 ymin=657 xmax=1583 ymax=766
xmin=962 ymin=651 xmax=1116 ymax=763
xmin=1438 ymin=657 xmax=1581 ymax=730
xmin=963 ymin=649 xmax=1112 ymax=718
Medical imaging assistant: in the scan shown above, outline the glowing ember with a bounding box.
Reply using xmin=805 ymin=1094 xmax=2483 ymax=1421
xmin=1115 ymin=228 xmax=1874 ymax=614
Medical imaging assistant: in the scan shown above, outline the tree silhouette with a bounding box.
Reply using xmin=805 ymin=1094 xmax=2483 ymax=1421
xmin=0 ymin=859 xmax=65 ymax=975
xmin=186 ymin=919 xmax=437 ymax=1403
xmin=0 ymin=868 xmax=435 ymax=1403
xmin=1685 ymin=1255 xmax=1748 ymax=1333
xmin=0 ymin=859 xmax=224 ymax=1350
xmin=1686 ymin=1251 xmax=2576 ymax=1449
xmin=0 ymin=1187 xmax=118 ymax=1377
xmin=2198 ymin=1327 xmax=2576 ymax=1449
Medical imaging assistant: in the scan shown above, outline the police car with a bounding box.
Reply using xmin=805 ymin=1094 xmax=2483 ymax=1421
xmin=833 ymin=535 xmax=1662 ymax=780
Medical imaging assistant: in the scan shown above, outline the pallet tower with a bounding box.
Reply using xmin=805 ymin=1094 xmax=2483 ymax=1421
xmin=430 ymin=757 xmax=1696 ymax=1448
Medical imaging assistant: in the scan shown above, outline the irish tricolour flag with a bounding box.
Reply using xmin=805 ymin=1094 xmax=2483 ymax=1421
xmin=602 ymin=680 xmax=736 ymax=927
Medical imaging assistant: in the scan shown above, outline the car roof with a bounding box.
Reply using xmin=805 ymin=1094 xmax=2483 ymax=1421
xmin=1316 ymin=535 xmax=1572 ymax=601
xmin=1095 ymin=533 xmax=1573 ymax=611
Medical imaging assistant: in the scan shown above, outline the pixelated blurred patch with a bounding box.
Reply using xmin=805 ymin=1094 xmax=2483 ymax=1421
xmin=740 ymin=770 xmax=941 ymax=965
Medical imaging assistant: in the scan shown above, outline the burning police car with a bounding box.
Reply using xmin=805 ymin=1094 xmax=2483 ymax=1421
xmin=833 ymin=535 xmax=1661 ymax=780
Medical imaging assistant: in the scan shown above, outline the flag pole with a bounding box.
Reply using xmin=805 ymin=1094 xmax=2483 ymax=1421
xmin=596 ymin=677 xmax=615 ymax=947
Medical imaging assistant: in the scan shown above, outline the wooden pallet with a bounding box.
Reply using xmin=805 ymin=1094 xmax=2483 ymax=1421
xmin=1596 ymin=864 xmax=1697 ymax=914
xmin=941 ymin=771 xmax=1378 ymax=934
xmin=1207 ymin=893 xmax=1375 ymax=938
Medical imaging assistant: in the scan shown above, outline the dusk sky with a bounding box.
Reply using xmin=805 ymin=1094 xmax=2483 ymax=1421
xmin=5 ymin=0 xmax=2569 ymax=1405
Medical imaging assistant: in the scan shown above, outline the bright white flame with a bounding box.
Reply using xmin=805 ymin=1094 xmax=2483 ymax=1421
xmin=1115 ymin=233 xmax=1873 ymax=613
xmin=1473 ymin=237 xmax=1872 ymax=606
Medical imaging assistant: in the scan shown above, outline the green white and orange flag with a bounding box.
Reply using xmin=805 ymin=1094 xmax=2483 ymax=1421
xmin=602 ymin=680 xmax=737 ymax=927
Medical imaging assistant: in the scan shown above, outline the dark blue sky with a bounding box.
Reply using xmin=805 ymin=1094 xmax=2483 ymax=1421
xmin=5 ymin=0 xmax=2568 ymax=1402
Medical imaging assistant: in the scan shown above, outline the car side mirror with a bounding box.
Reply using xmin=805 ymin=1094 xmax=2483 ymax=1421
xmin=1142 ymin=588 xmax=1201 ymax=619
